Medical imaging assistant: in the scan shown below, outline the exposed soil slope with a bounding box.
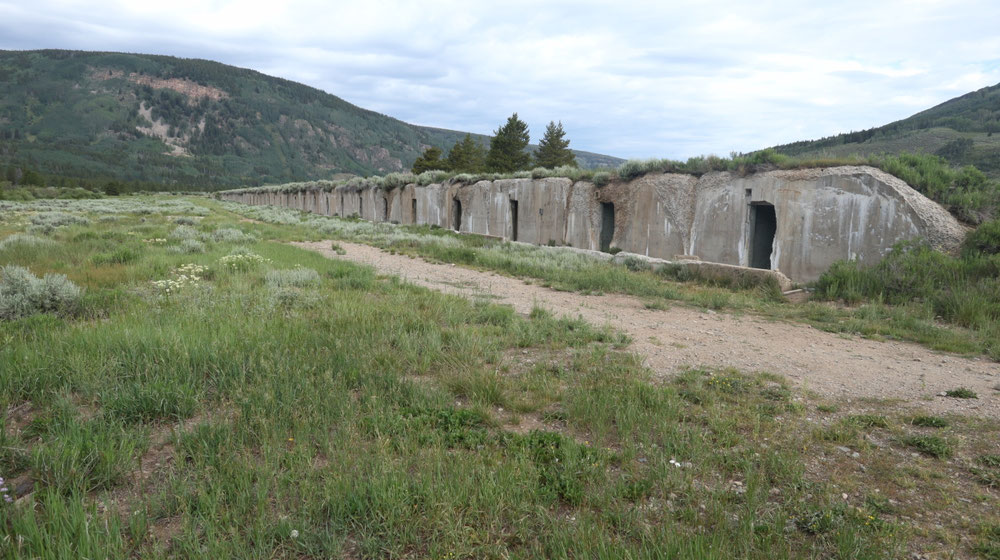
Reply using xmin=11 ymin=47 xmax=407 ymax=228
xmin=294 ymin=240 xmax=1000 ymax=418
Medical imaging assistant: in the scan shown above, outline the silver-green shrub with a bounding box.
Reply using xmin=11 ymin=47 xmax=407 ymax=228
xmin=167 ymin=238 xmax=206 ymax=254
xmin=0 ymin=265 xmax=82 ymax=320
xmin=169 ymin=225 xmax=201 ymax=240
xmin=0 ymin=234 xmax=56 ymax=252
xmin=212 ymin=228 xmax=257 ymax=243
xmin=266 ymin=267 xmax=321 ymax=288
xmin=592 ymin=171 xmax=612 ymax=187
xmin=416 ymin=170 xmax=450 ymax=186
xmin=30 ymin=212 xmax=91 ymax=229
xmin=266 ymin=286 xmax=321 ymax=310
xmin=617 ymin=159 xmax=649 ymax=181
xmin=382 ymin=172 xmax=416 ymax=189
xmin=1 ymin=198 xmax=210 ymax=216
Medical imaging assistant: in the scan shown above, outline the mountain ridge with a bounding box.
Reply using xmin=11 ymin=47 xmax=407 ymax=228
xmin=770 ymin=81 xmax=1000 ymax=175
xmin=0 ymin=49 xmax=623 ymax=188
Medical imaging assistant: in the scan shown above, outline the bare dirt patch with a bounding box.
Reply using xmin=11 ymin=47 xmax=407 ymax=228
xmin=794 ymin=397 xmax=1000 ymax=555
xmin=100 ymin=406 xmax=236 ymax=519
xmin=149 ymin=515 xmax=185 ymax=548
xmin=90 ymin=67 xmax=227 ymax=103
xmin=294 ymin=240 xmax=1000 ymax=419
xmin=135 ymin=102 xmax=189 ymax=156
xmin=3 ymin=401 xmax=37 ymax=436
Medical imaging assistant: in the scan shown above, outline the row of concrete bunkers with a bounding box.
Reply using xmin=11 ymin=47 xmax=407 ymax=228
xmin=220 ymin=166 xmax=967 ymax=283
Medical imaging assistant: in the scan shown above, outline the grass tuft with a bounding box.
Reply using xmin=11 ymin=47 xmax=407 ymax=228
xmin=945 ymin=387 xmax=978 ymax=399
xmin=901 ymin=435 xmax=953 ymax=458
xmin=909 ymin=415 xmax=949 ymax=428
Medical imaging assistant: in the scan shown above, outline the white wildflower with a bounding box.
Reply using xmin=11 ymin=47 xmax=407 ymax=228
xmin=0 ymin=476 xmax=12 ymax=503
xmin=151 ymin=263 xmax=208 ymax=295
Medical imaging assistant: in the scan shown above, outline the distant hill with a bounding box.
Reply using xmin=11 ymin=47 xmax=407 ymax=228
xmin=0 ymin=50 xmax=623 ymax=188
xmin=771 ymin=82 xmax=1000 ymax=176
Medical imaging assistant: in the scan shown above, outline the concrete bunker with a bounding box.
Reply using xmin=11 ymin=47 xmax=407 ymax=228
xmin=221 ymin=166 xmax=967 ymax=284
xmin=510 ymin=199 xmax=519 ymax=241
xmin=748 ymin=202 xmax=777 ymax=270
xmin=599 ymin=202 xmax=615 ymax=252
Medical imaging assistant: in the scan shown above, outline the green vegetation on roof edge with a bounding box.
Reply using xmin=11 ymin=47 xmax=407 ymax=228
xmin=219 ymin=150 xmax=999 ymax=225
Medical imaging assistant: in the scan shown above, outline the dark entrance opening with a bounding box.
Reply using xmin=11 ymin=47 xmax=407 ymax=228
xmin=452 ymin=198 xmax=462 ymax=231
xmin=383 ymin=197 xmax=389 ymax=221
xmin=411 ymin=199 xmax=417 ymax=223
xmin=749 ymin=203 xmax=777 ymax=269
xmin=599 ymin=202 xmax=615 ymax=252
xmin=510 ymin=199 xmax=519 ymax=241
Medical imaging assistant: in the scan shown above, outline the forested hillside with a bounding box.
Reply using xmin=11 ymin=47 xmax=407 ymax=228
xmin=0 ymin=50 xmax=621 ymax=189
xmin=772 ymin=82 xmax=1000 ymax=175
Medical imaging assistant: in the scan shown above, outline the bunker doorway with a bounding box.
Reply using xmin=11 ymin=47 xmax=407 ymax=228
xmin=599 ymin=202 xmax=615 ymax=252
xmin=749 ymin=203 xmax=777 ymax=270
xmin=510 ymin=199 xmax=519 ymax=241
xmin=452 ymin=198 xmax=462 ymax=231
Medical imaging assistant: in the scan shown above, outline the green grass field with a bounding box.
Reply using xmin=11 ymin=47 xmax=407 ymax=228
xmin=216 ymin=200 xmax=1000 ymax=361
xmin=1 ymin=196 xmax=998 ymax=558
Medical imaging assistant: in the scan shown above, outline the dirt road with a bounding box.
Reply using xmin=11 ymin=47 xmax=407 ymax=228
xmin=295 ymin=241 xmax=1000 ymax=418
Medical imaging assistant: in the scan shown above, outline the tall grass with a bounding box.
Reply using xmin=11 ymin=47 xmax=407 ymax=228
xmin=0 ymin=196 xmax=994 ymax=557
xmin=816 ymin=240 xmax=1000 ymax=358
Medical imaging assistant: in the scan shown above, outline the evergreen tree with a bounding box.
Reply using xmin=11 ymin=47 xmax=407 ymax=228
xmin=411 ymin=146 xmax=448 ymax=174
xmin=103 ymin=180 xmax=123 ymax=196
xmin=535 ymin=121 xmax=577 ymax=169
xmin=486 ymin=113 xmax=531 ymax=173
xmin=21 ymin=169 xmax=44 ymax=186
xmin=446 ymin=134 xmax=487 ymax=173
xmin=7 ymin=166 xmax=21 ymax=185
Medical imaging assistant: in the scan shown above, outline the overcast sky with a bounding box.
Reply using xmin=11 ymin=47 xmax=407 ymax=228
xmin=2 ymin=1 xmax=999 ymax=159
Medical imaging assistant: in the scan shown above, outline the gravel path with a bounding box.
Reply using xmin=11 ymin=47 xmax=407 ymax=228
xmin=295 ymin=241 xmax=1000 ymax=418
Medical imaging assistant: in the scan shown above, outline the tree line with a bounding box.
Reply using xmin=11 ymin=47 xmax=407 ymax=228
xmin=1 ymin=163 xmax=216 ymax=196
xmin=412 ymin=114 xmax=577 ymax=174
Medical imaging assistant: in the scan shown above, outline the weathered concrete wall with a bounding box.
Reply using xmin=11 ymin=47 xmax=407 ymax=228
xmin=688 ymin=167 xmax=966 ymax=281
xmin=220 ymin=166 xmax=966 ymax=283
xmin=596 ymin=173 xmax=697 ymax=258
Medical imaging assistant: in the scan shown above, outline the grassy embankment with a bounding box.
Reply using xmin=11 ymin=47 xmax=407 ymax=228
xmin=215 ymin=198 xmax=1000 ymax=361
xmin=1 ymin=196 xmax=998 ymax=557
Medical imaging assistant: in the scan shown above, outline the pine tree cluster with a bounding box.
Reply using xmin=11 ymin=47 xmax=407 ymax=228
xmin=411 ymin=114 xmax=576 ymax=174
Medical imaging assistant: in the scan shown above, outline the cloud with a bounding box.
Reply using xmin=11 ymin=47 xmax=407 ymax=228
xmin=2 ymin=0 xmax=999 ymax=159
